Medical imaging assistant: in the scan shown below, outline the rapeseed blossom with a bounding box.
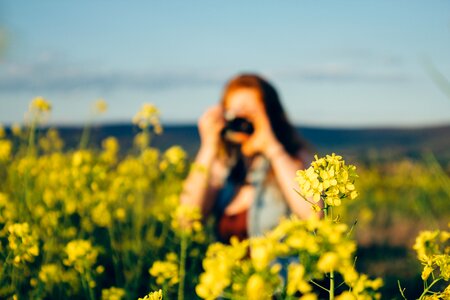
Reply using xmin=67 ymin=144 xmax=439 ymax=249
xmin=30 ymin=96 xmax=52 ymax=112
xmin=95 ymin=99 xmax=108 ymax=113
xmin=101 ymin=286 xmax=126 ymax=300
xmin=63 ymin=239 xmax=98 ymax=273
xmin=132 ymin=103 xmax=162 ymax=134
xmin=149 ymin=253 xmax=179 ymax=287
xmin=2 ymin=99 xmax=446 ymax=299
xmin=159 ymin=146 xmax=187 ymax=172
xmin=286 ymin=263 xmax=313 ymax=296
xmin=296 ymin=153 xmax=358 ymax=208
xmin=246 ymin=274 xmax=270 ymax=300
xmin=413 ymin=229 xmax=450 ymax=282
xmin=7 ymin=223 xmax=39 ymax=265
xmin=138 ymin=289 xmax=163 ymax=300
xmin=0 ymin=139 xmax=12 ymax=161
xmin=38 ymin=264 xmax=61 ymax=283
xmin=171 ymin=204 xmax=203 ymax=238
xmin=0 ymin=124 xmax=5 ymax=138
xmin=101 ymin=137 xmax=120 ymax=165
xmin=38 ymin=128 xmax=64 ymax=153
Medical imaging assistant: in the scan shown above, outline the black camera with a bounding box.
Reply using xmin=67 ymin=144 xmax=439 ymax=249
xmin=222 ymin=117 xmax=254 ymax=136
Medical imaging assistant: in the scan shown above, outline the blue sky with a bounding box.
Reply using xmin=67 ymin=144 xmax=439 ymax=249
xmin=1 ymin=1 xmax=450 ymax=127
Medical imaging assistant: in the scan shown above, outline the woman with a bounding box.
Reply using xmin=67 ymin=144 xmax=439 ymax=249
xmin=180 ymin=74 xmax=314 ymax=242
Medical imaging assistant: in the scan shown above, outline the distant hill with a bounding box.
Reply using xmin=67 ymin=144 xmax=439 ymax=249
xmin=49 ymin=123 xmax=450 ymax=163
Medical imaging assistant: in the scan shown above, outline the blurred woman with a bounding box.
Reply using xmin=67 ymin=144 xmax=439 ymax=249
xmin=180 ymin=73 xmax=314 ymax=242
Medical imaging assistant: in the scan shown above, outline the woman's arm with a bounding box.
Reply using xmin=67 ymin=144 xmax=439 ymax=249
xmin=180 ymin=146 xmax=226 ymax=216
xmin=264 ymin=143 xmax=318 ymax=219
xmin=179 ymin=105 xmax=226 ymax=216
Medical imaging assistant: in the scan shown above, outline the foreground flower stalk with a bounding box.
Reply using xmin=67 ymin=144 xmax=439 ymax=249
xmin=296 ymin=153 xmax=359 ymax=300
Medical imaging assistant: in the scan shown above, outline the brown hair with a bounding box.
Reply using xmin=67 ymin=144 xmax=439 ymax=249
xmin=220 ymin=73 xmax=308 ymax=157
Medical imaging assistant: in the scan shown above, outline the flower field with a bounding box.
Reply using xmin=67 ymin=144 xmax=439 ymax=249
xmin=0 ymin=98 xmax=449 ymax=299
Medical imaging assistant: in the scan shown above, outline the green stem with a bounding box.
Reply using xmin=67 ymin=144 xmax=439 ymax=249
xmin=178 ymin=234 xmax=188 ymax=300
xmin=81 ymin=272 xmax=95 ymax=300
xmin=310 ymin=280 xmax=330 ymax=292
xmin=27 ymin=118 xmax=37 ymax=156
xmin=107 ymin=225 xmax=122 ymax=287
xmin=323 ymin=201 xmax=335 ymax=300
xmin=397 ymin=280 xmax=407 ymax=300
xmin=419 ymin=277 xmax=442 ymax=299
xmin=79 ymin=121 xmax=91 ymax=149
xmin=330 ymin=270 xmax=335 ymax=300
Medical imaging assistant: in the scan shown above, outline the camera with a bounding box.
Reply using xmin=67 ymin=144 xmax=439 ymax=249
xmin=221 ymin=117 xmax=254 ymax=137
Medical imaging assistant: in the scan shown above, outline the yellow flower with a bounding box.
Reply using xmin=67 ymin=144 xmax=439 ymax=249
xmin=115 ymin=208 xmax=127 ymax=222
xmin=287 ymin=263 xmax=312 ymax=295
xmin=95 ymin=99 xmax=108 ymax=113
xmin=171 ymin=204 xmax=203 ymax=236
xmin=246 ymin=274 xmax=269 ymax=300
xmin=250 ymin=237 xmax=275 ymax=271
xmin=102 ymin=136 xmax=119 ymax=153
xmin=7 ymin=222 xmax=40 ymax=265
xmin=160 ymin=146 xmax=187 ymax=172
xmin=11 ymin=123 xmax=22 ymax=136
xmin=39 ymin=128 xmax=64 ymax=153
xmin=0 ymin=139 xmax=12 ymax=161
xmin=101 ymin=287 xmax=126 ymax=300
xmin=38 ymin=264 xmax=61 ymax=284
xmin=149 ymin=253 xmax=179 ymax=287
xmin=138 ymin=289 xmax=163 ymax=300
xmin=413 ymin=230 xmax=441 ymax=262
xmin=336 ymin=291 xmax=356 ymax=300
xmin=132 ymin=103 xmax=162 ymax=133
xmin=300 ymin=294 xmax=318 ymax=300
xmin=296 ymin=153 xmax=358 ymax=208
xmin=30 ymin=96 xmax=52 ymax=112
xmin=63 ymin=239 xmax=98 ymax=273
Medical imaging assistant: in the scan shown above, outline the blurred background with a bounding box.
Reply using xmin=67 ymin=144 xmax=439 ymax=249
xmin=1 ymin=1 xmax=449 ymax=298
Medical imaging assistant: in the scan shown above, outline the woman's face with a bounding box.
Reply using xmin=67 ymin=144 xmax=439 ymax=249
xmin=223 ymin=88 xmax=265 ymax=144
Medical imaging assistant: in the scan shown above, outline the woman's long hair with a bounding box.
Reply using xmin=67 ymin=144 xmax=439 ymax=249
xmin=220 ymin=73 xmax=309 ymax=183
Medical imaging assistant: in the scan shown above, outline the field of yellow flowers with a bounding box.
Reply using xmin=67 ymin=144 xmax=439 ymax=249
xmin=0 ymin=98 xmax=448 ymax=300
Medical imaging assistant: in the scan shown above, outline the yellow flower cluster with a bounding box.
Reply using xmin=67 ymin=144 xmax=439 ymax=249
xmin=7 ymin=223 xmax=39 ymax=266
xmin=63 ymin=239 xmax=98 ymax=273
xmin=0 ymin=124 xmax=12 ymax=162
xmin=296 ymin=153 xmax=358 ymax=207
xmin=132 ymin=103 xmax=162 ymax=134
xmin=413 ymin=229 xmax=450 ymax=281
xmin=0 ymin=139 xmax=12 ymax=162
xmin=101 ymin=286 xmax=126 ymax=300
xmin=149 ymin=253 xmax=179 ymax=287
xmin=101 ymin=137 xmax=120 ymax=165
xmin=159 ymin=146 xmax=187 ymax=173
xmin=95 ymin=99 xmax=108 ymax=114
xmin=38 ymin=128 xmax=64 ymax=153
xmin=38 ymin=263 xmax=61 ymax=284
xmin=196 ymin=237 xmax=249 ymax=299
xmin=196 ymin=216 xmax=383 ymax=299
xmin=0 ymin=100 xmax=208 ymax=299
xmin=171 ymin=204 xmax=204 ymax=242
xmin=30 ymin=96 xmax=52 ymax=112
xmin=138 ymin=289 xmax=163 ymax=300
xmin=287 ymin=263 xmax=315 ymax=298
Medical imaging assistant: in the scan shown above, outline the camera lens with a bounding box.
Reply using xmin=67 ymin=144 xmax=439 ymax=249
xmin=225 ymin=118 xmax=254 ymax=135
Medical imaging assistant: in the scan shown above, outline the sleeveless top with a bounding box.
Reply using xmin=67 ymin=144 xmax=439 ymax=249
xmin=215 ymin=156 xmax=291 ymax=241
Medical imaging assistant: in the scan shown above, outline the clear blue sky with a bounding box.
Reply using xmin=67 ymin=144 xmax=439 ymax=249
xmin=1 ymin=0 xmax=450 ymax=127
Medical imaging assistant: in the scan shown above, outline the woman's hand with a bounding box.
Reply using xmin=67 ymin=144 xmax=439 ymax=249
xmin=198 ymin=105 xmax=225 ymax=153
